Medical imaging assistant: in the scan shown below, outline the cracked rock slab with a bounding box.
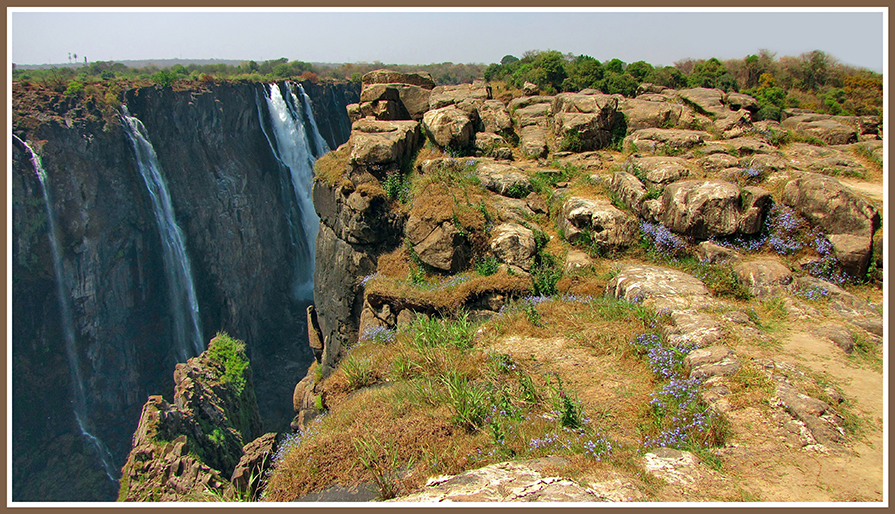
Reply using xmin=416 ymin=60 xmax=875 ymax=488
xmin=391 ymin=459 xmax=603 ymax=502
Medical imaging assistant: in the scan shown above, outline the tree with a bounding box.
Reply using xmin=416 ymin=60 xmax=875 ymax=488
xmin=644 ymin=66 xmax=686 ymax=89
xmin=564 ymin=54 xmax=604 ymax=91
xmin=500 ymin=54 xmax=519 ymax=65
xmin=601 ymin=73 xmax=638 ymax=97
xmin=799 ymin=50 xmax=832 ymax=91
xmin=625 ymin=60 xmax=654 ymax=83
xmin=604 ymin=58 xmax=625 ymax=74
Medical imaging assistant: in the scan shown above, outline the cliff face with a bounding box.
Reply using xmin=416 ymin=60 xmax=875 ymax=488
xmin=11 ymin=79 xmax=357 ymax=501
xmin=118 ymin=333 xmax=262 ymax=501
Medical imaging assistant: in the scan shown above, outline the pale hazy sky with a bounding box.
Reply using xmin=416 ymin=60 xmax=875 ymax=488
xmin=9 ymin=9 xmax=886 ymax=72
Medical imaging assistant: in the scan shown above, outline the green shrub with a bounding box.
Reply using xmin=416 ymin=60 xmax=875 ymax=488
xmin=152 ymin=70 xmax=177 ymax=88
xmin=63 ymin=80 xmax=83 ymax=97
xmin=383 ymin=170 xmax=409 ymax=203
xmin=206 ymin=332 xmax=249 ymax=395
xmin=475 ymin=255 xmax=500 ymax=277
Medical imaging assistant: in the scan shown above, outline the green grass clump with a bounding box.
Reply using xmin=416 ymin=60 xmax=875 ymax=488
xmin=206 ymin=332 xmax=249 ymax=395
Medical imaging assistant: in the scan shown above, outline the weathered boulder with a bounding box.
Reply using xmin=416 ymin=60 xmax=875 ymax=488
xmin=623 ymin=128 xmax=711 ymax=153
xmin=559 ymin=197 xmax=639 ymax=248
xmin=564 ymin=249 xmax=594 ymax=273
xmin=699 ymin=153 xmax=739 ymax=173
xmin=713 ymin=109 xmax=753 ymax=138
xmin=552 ymin=112 xmax=612 ymax=151
xmin=724 ymin=92 xmax=759 ymax=112
xmin=782 ymin=114 xmax=858 ymax=145
xmin=476 ymin=161 xmax=531 ymax=197
xmin=618 ymin=98 xmax=686 ymax=132
xmin=478 ymin=99 xmax=513 ymax=133
xmin=606 ymin=264 xmax=711 ymax=310
xmin=696 ymin=241 xmax=742 ymax=264
xmin=518 ymin=125 xmax=550 ymax=158
xmin=609 ymin=171 xmax=647 ymax=216
xmin=747 ymin=152 xmax=789 ymax=172
xmin=490 ymin=223 xmax=537 ymax=272
xmin=522 ymin=81 xmax=539 ymax=96
xmin=473 ymin=132 xmax=513 ymax=159
xmin=362 ymin=69 xmax=436 ymax=89
xmin=428 ymin=81 xmax=491 ymax=110
xmin=664 ymin=310 xmax=724 ymax=348
xmin=229 ymin=433 xmax=279 ymax=500
xmin=782 ymin=172 xmax=880 ymax=276
xmin=510 ymin=98 xmax=552 ymax=158
xmin=732 ymin=259 xmax=792 ymax=298
xmin=627 ymin=156 xmax=691 ymax=186
xmin=738 ymin=186 xmax=772 ymax=234
xmin=406 ymin=212 xmax=470 ymax=272
xmin=357 ymin=85 xmax=408 ymax=120
xmin=720 ymin=137 xmax=776 ymax=155
xmin=422 ymin=106 xmax=474 ymax=149
xmin=827 ymin=234 xmax=875 ymax=278
xmin=348 ymin=118 xmax=421 ymax=166
xmin=783 ymin=143 xmax=867 ymax=176
xmin=551 ymin=93 xmax=619 ymax=151
xmin=492 ymin=196 xmax=536 ymax=222
xmin=677 ymin=88 xmax=727 ymax=115
xmin=659 ymin=180 xmax=743 ymax=238
xmin=685 ymin=346 xmax=739 ymax=380
xmin=361 ymin=70 xmax=436 ymax=120
xmin=810 ymin=325 xmax=855 ymax=354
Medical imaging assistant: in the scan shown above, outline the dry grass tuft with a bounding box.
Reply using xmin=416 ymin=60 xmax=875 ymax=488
xmin=364 ymin=269 xmax=532 ymax=313
xmin=314 ymin=144 xmax=350 ymax=185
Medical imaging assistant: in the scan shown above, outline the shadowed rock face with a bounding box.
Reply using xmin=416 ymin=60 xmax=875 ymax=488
xmin=12 ymin=80 xmax=356 ymax=501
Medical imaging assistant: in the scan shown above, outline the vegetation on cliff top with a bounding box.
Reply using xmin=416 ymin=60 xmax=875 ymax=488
xmin=206 ymin=332 xmax=250 ymax=395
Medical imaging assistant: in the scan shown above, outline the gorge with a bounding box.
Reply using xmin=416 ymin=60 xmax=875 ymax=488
xmin=12 ymin=79 xmax=358 ymax=501
xmin=11 ymin=67 xmax=884 ymax=503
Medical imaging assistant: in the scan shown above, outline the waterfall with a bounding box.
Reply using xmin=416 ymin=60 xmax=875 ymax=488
xmin=15 ymin=136 xmax=119 ymax=483
xmin=295 ymin=82 xmax=331 ymax=157
xmin=261 ymin=82 xmax=327 ymax=301
xmin=119 ymin=108 xmax=204 ymax=362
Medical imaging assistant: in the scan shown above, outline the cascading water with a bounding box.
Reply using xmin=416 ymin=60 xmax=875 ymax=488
xmin=15 ymin=136 xmax=119 ymax=483
xmin=119 ymin=108 xmax=204 ymax=362
xmin=261 ymin=82 xmax=329 ymax=300
xmin=296 ymin=83 xmax=331 ymax=158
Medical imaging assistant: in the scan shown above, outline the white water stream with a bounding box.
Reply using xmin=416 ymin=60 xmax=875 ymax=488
xmin=120 ymin=108 xmax=204 ymax=361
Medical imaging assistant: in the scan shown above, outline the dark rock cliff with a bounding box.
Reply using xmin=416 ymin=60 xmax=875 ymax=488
xmin=11 ymin=79 xmax=357 ymax=501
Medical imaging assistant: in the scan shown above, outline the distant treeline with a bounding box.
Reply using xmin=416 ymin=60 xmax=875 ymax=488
xmin=13 ymin=49 xmax=882 ymax=120
xmin=484 ymin=49 xmax=882 ymax=120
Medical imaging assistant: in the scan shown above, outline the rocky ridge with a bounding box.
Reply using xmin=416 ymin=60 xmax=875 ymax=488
xmin=285 ymin=71 xmax=883 ymax=502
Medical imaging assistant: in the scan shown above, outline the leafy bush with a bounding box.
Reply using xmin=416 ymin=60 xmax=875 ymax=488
xmin=63 ymin=80 xmax=83 ymax=97
xmin=206 ymin=332 xmax=249 ymax=395
xmin=152 ymin=70 xmax=176 ymax=88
